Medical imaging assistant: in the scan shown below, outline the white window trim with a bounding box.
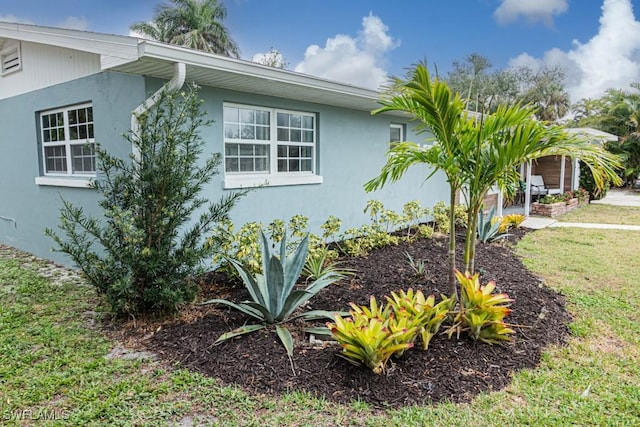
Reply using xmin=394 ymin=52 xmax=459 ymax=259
xmin=223 ymin=103 xmax=322 ymax=188
xmin=1 ymin=41 xmax=21 ymax=76
xmin=34 ymin=176 xmax=93 ymax=188
xmin=390 ymin=123 xmax=404 ymax=144
xmin=39 ymin=103 xmax=96 ymax=178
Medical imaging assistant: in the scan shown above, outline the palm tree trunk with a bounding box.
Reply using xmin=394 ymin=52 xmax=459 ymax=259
xmin=448 ymin=185 xmax=459 ymax=302
xmin=463 ymin=207 xmax=475 ymax=273
xmin=464 ymin=204 xmax=481 ymax=274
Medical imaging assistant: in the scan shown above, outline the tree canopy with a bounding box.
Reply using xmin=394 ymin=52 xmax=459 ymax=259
xmin=131 ymin=0 xmax=239 ymax=58
xmin=572 ymin=85 xmax=640 ymax=185
xmin=445 ymin=53 xmax=570 ymax=122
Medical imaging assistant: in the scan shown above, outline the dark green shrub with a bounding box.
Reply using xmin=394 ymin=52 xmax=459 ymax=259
xmin=46 ymin=87 xmax=245 ymax=315
xmin=579 ymin=160 xmax=610 ymax=200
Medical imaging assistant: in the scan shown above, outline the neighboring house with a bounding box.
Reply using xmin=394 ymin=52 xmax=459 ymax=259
xmin=0 ymin=22 xmax=448 ymax=266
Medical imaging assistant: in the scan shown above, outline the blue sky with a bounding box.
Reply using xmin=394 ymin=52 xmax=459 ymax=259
xmin=1 ymin=0 xmax=639 ymax=101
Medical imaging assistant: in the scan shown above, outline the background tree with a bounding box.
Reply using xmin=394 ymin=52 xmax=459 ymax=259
xmin=252 ymin=47 xmax=288 ymax=69
xmin=446 ymin=53 xmax=570 ymax=122
xmin=446 ymin=53 xmax=519 ymax=113
xmin=131 ymin=0 xmax=239 ymax=57
xmin=572 ymin=85 xmax=640 ymax=186
xmin=516 ymin=67 xmax=570 ymax=122
xmin=46 ymin=87 xmax=245 ymax=315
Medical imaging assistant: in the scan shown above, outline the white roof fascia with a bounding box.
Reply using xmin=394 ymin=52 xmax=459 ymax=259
xmin=566 ymin=127 xmax=618 ymax=142
xmin=137 ymin=41 xmax=380 ymax=102
xmin=0 ymin=21 xmax=139 ymax=61
xmin=0 ymin=21 xmax=401 ymax=114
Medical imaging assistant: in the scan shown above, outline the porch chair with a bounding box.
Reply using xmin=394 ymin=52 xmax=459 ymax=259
xmin=529 ymin=175 xmax=548 ymax=200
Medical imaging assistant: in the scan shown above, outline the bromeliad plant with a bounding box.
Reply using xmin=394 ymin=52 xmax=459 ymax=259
xmin=446 ymin=270 xmax=515 ymax=344
xmin=386 ymin=289 xmax=454 ymax=350
xmin=203 ymin=230 xmax=344 ymax=362
xmin=328 ymin=289 xmax=455 ymax=374
xmin=328 ymin=296 xmax=417 ymax=374
xmin=498 ymin=213 xmax=525 ymax=233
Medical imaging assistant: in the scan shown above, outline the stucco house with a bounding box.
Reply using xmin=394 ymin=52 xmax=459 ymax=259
xmin=0 ymin=22 xmax=448 ymax=266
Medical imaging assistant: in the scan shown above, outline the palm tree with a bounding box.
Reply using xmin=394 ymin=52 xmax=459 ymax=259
xmin=131 ymin=0 xmax=239 ymax=58
xmin=365 ymin=63 xmax=467 ymax=299
xmin=366 ymin=64 xmax=622 ymax=283
xmin=521 ymin=83 xmax=570 ymax=122
xmin=458 ymin=104 xmax=621 ymax=273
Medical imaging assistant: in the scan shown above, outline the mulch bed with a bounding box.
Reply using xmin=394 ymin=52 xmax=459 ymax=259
xmin=113 ymin=228 xmax=571 ymax=409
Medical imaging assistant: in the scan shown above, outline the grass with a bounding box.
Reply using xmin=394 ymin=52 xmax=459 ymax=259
xmin=558 ymin=203 xmax=640 ymax=225
xmin=2 ymin=220 xmax=640 ymax=425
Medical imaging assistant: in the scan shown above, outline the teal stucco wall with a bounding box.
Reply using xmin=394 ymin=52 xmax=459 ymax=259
xmin=0 ymin=71 xmax=146 ymax=265
xmin=190 ymin=83 xmax=449 ymax=234
xmin=0 ymin=72 xmax=448 ymax=267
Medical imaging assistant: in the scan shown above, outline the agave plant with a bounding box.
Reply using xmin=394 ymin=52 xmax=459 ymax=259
xmin=203 ymin=230 xmax=344 ymax=361
xmin=477 ymin=206 xmax=510 ymax=243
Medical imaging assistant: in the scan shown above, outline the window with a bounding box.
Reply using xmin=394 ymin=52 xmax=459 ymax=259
xmin=390 ymin=123 xmax=404 ymax=144
xmin=1 ymin=41 xmax=21 ymax=76
xmin=223 ymin=103 xmax=321 ymax=188
xmin=40 ymin=103 xmax=95 ymax=177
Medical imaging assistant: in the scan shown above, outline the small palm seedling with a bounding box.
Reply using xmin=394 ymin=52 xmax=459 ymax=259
xmin=203 ymin=230 xmax=344 ymax=371
xmin=303 ymin=247 xmax=353 ymax=281
xmin=446 ymin=270 xmax=515 ymax=344
xmin=404 ymin=251 xmax=427 ymax=278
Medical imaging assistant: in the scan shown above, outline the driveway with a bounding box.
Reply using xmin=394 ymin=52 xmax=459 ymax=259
xmin=591 ymin=188 xmax=640 ymax=207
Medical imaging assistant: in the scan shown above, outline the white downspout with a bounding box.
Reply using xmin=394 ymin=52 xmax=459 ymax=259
xmin=131 ymin=62 xmax=187 ymax=158
xmin=524 ymin=159 xmax=532 ymax=217
xmin=573 ymin=159 xmax=580 ymax=190
xmin=559 ymin=155 xmax=566 ymax=193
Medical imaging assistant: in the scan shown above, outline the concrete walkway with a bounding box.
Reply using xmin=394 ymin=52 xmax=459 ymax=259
xmin=521 ymin=188 xmax=640 ymax=230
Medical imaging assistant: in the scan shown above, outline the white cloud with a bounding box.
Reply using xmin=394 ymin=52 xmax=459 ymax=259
xmin=0 ymin=14 xmax=35 ymax=24
xmin=294 ymin=13 xmax=398 ymax=90
xmin=508 ymin=0 xmax=640 ymax=102
xmin=57 ymin=16 xmax=89 ymax=31
xmin=494 ymin=0 xmax=568 ymax=26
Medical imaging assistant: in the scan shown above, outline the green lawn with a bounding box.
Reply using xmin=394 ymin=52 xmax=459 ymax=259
xmin=1 ymin=222 xmax=639 ymax=425
xmin=559 ymin=203 xmax=640 ymax=225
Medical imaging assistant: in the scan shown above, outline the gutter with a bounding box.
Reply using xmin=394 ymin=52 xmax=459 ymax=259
xmin=131 ymin=62 xmax=186 ymax=158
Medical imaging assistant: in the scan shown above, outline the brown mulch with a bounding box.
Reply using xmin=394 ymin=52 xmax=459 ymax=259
xmin=112 ymin=228 xmax=571 ymax=409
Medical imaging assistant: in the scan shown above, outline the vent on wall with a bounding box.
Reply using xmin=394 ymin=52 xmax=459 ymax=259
xmin=1 ymin=41 xmax=21 ymax=76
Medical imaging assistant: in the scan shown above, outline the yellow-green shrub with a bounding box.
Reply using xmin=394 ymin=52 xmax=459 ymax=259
xmin=328 ymin=296 xmax=416 ymax=374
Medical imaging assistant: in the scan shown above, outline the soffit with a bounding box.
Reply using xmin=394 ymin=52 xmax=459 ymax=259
xmin=113 ymin=56 xmax=389 ymax=112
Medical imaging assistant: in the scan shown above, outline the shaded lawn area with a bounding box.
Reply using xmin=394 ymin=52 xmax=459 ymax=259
xmin=1 ymin=221 xmax=639 ymax=425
